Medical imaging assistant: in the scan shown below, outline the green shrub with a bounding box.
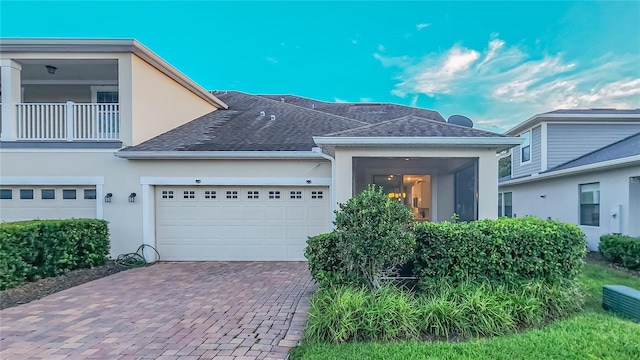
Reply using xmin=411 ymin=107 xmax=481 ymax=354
xmin=332 ymin=185 xmax=415 ymax=289
xmin=302 ymin=281 xmax=584 ymax=344
xmin=0 ymin=219 xmax=110 ymax=290
xmin=599 ymin=234 xmax=640 ymax=270
xmin=414 ymin=216 xmax=587 ymax=285
xmin=305 ymin=232 xmax=358 ymax=287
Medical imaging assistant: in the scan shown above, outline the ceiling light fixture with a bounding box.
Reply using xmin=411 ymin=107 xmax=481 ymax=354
xmin=45 ymin=65 xmax=57 ymax=74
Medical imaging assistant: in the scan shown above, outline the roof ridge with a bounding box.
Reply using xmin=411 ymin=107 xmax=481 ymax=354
xmin=544 ymin=131 xmax=640 ymax=172
xmin=250 ymin=93 xmax=371 ymax=127
xmin=323 ymin=115 xmax=414 ymax=136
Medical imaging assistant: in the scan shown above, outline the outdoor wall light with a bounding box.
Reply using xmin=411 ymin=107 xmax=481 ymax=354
xmin=104 ymin=193 xmax=113 ymax=203
xmin=45 ymin=65 xmax=57 ymax=75
xmin=128 ymin=192 xmax=137 ymax=203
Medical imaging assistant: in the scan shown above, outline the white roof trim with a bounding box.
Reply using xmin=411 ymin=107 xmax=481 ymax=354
xmin=499 ymin=155 xmax=640 ymax=186
xmin=313 ymin=136 xmax=522 ymax=148
xmin=0 ymin=38 xmax=228 ymax=110
xmin=115 ymin=150 xmax=328 ymax=160
xmin=505 ymin=112 xmax=640 ymax=135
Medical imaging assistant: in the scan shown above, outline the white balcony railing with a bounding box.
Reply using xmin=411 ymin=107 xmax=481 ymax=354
xmin=16 ymin=102 xmax=119 ymax=141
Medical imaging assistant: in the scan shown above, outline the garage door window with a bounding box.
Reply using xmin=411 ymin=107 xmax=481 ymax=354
xmin=204 ymin=190 xmax=217 ymax=199
xmin=1 ymin=189 xmax=12 ymax=199
xmin=63 ymin=189 xmax=77 ymax=200
xmin=183 ymin=190 xmax=196 ymax=199
xmin=20 ymin=189 xmax=34 ymax=200
xmin=225 ymin=190 xmax=239 ymax=199
xmin=311 ymin=190 xmax=324 ymax=199
xmin=84 ymin=189 xmax=97 ymax=200
xmin=268 ymin=190 xmax=281 ymax=199
xmin=161 ymin=190 xmax=174 ymax=199
xmin=290 ymin=191 xmax=302 ymax=199
xmin=247 ymin=190 xmax=260 ymax=199
xmin=41 ymin=189 xmax=55 ymax=200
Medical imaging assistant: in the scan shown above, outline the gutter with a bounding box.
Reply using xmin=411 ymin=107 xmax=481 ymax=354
xmin=312 ymin=136 xmax=522 ymax=150
xmin=114 ymin=150 xmax=327 ymax=160
xmin=313 ymin=147 xmax=337 ymax=227
xmin=499 ymin=155 xmax=640 ymax=186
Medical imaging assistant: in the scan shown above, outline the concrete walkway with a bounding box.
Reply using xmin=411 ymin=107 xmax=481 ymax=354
xmin=0 ymin=262 xmax=315 ymax=360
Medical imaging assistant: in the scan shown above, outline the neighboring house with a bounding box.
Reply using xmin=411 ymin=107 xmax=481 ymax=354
xmin=498 ymin=110 xmax=640 ymax=250
xmin=1 ymin=38 xmax=520 ymax=261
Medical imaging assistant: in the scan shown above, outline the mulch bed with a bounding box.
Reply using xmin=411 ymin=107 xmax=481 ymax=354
xmin=0 ymin=261 xmax=131 ymax=310
xmin=585 ymin=251 xmax=640 ymax=278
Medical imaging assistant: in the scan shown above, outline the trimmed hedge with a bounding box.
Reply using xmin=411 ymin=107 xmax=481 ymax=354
xmin=599 ymin=234 xmax=640 ymax=269
xmin=414 ymin=216 xmax=587 ymax=285
xmin=0 ymin=219 xmax=110 ymax=290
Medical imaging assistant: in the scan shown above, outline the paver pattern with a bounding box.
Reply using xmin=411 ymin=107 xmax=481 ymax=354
xmin=0 ymin=262 xmax=314 ymax=359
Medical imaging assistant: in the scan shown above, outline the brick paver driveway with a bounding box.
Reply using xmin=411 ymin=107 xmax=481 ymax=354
xmin=0 ymin=262 xmax=314 ymax=360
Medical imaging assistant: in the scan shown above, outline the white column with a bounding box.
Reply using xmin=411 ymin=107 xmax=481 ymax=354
xmin=140 ymin=184 xmax=157 ymax=262
xmin=478 ymin=151 xmax=499 ymax=219
xmin=1 ymin=59 xmax=22 ymax=141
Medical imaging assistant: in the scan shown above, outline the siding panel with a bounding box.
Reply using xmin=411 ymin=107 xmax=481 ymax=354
xmin=547 ymin=124 xmax=640 ymax=169
xmin=512 ymin=125 xmax=542 ymax=178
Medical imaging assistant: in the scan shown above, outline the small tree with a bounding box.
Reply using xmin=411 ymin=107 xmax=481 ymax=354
xmin=334 ymin=185 xmax=415 ymax=289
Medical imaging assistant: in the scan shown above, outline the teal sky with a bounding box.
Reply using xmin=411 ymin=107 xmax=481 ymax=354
xmin=1 ymin=1 xmax=639 ymax=131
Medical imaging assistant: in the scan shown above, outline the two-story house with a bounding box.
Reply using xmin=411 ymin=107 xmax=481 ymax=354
xmin=1 ymin=38 xmax=520 ymax=261
xmin=498 ymin=110 xmax=640 ymax=250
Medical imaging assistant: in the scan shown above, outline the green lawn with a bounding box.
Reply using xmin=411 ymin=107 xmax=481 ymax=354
xmin=291 ymin=262 xmax=640 ymax=360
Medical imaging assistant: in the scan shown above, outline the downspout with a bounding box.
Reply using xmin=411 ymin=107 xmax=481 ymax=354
xmin=313 ymin=147 xmax=336 ymax=228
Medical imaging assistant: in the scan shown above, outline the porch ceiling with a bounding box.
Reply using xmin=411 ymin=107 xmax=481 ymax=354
xmin=354 ymin=156 xmax=476 ymax=175
xmin=18 ymin=59 xmax=118 ymax=82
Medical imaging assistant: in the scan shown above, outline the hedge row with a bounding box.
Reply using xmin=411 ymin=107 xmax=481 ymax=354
xmin=0 ymin=219 xmax=110 ymax=290
xmin=599 ymin=234 xmax=640 ymax=269
xmin=413 ymin=216 xmax=587 ymax=285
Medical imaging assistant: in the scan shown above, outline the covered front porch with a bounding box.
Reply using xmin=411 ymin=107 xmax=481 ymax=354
xmin=353 ymin=156 xmax=478 ymax=222
xmin=330 ymin=147 xmax=501 ymax=222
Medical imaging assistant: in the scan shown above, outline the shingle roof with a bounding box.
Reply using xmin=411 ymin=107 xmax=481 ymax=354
xmin=123 ymin=91 xmax=504 ymax=152
xmin=544 ymin=132 xmax=640 ymax=172
xmin=325 ymin=115 xmax=503 ymax=138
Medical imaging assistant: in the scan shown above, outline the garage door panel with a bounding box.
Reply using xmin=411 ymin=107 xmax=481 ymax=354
xmin=155 ymin=186 xmax=330 ymax=261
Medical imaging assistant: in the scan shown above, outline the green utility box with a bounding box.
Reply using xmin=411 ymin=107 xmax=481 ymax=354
xmin=602 ymin=285 xmax=640 ymax=322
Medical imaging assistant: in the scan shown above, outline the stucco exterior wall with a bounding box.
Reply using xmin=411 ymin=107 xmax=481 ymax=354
xmin=334 ymin=147 xmax=499 ymax=220
xmin=499 ymin=166 xmax=640 ymax=250
xmin=0 ymin=151 xmax=331 ymax=257
xmin=130 ymin=55 xmax=218 ymax=146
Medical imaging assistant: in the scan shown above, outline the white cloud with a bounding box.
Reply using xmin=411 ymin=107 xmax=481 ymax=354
xmin=374 ymin=38 xmax=640 ymax=130
xmin=416 ymin=23 xmax=431 ymax=31
xmin=334 ymin=97 xmax=348 ymax=103
xmin=378 ymin=44 xmax=386 ymax=52
xmin=360 ymin=97 xmax=373 ymax=102
xmin=266 ymin=56 xmax=278 ymax=64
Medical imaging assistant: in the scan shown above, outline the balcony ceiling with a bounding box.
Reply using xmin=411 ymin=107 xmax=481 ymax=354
xmin=353 ymin=157 xmax=477 ymax=176
xmin=18 ymin=59 xmax=118 ymax=82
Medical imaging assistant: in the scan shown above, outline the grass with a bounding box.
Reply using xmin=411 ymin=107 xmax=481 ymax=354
xmin=291 ymin=262 xmax=640 ymax=360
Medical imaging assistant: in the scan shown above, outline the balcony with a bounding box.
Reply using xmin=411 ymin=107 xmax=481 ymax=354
xmin=16 ymin=102 xmax=119 ymax=141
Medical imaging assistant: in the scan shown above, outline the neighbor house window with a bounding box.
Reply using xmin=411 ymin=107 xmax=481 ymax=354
xmin=503 ymin=192 xmax=512 ymax=217
xmin=20 ymin=189 xmax=34 ymax=200
xmin=1 ymin=189 xmax=13 ymax=199
xmin=63 ymin=189 xmax=77 ymax=200
xmin=41 ymin=189 xmax=55 ymax=200
xmin=84 ymin=189 xmax=97 ymax=200
xmin=580 ymin=183 xmax=600 ymax=226
xmin=498 ymin=193 xmax=503 ymax=216
xmin=521 ymin=131 xmax=531 ymax=163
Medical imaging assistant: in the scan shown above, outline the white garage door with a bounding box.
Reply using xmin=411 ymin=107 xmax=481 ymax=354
xmin=155 ymin=186 xmax=330 ymax=261
xmin=0 ymin=186 xmax=97 ymax=222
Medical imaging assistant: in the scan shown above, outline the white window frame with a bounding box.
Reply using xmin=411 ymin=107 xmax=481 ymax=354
xmin=90 ymin=86 xmax=119 ymax=103
xmin=579 ymin=183 xmax=600 ymax=227
xmin=520 ymin=130 xmax=531 ymax=165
